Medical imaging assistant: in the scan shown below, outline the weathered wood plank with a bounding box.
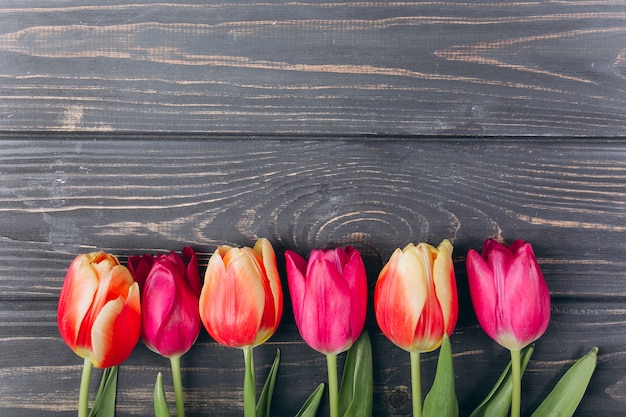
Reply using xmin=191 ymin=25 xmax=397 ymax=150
xmin=1 ymin=135 xmax=624 ymax=413
xmin=1 ymin=136 xmax=624 ymax=299
xmin=0 ymin=299 xmax=621 ymax=416
xmin=0 ymin=1 xmax=624 ymax=135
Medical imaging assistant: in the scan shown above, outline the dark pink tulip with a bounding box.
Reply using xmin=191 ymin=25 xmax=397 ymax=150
xmin=128 ymin=247 xmax=201 ymax=358
xmin=285 ymin=246 xmax=368 ymax=355
xmin=467 ymin=239 xmax=550 ymax=351
xmin=127 ymin=253 xmax=154 ymax=291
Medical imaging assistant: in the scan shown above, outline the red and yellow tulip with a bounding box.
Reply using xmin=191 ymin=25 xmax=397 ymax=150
xmin=374 ymin=239 xmax=457 ymax=417
xmin=57 ymin=251 xmax=141 ymax=369
xmin=374 ymin=239 xmax=457 ymax=353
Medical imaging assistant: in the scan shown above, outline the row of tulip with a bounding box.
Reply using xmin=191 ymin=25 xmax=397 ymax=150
xmin=57 ymin=238 xmax=596 ymax=417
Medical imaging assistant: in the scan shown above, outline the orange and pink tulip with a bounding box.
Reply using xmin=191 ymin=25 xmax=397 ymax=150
xmin=57 ymin=251 xmax=141 ymax=368
xmin=199 ymin=238 xmax=283 ymax=348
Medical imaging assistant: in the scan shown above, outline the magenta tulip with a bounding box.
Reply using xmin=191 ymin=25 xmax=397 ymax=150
xmin=285 ymin=246 xmax=368 ymax=417
xmin=128 ymin=247 xmax=201 ymax=417
xmin=467 ymin=238 xmax=551 ymax=417
xmin=285 ymin=246 xmax=368 ymax=355
xmin=467 ymin=239 xmax=550 ymax=351
xmin=128 ymin=247 xmax=201 ymax=358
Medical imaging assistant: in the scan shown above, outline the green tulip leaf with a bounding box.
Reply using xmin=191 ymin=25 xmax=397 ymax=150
xmin=88 ymin=366 xmax=118 ymax=417
xmin=470 ymin=344 xmax=534 ymax=417
xmin=423 ymin=335 xmax=458 ymax=417
xmin=338 ymin=331 xmax=373 ymax=417
xmin=530 ymin=347 xmax=598 ymax=417
xmin=295 ymin=383 xmax=325 ymax=417
xmin=256 ymin=349 xmax=281 ymax=417
xmin=153 ymin=372 xmax=172 ymax=417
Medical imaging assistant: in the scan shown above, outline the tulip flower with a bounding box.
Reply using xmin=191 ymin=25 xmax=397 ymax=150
xmin=199 ymin=238 xmax=283 ymax=417
xmin=285 ymin=246 xmax=368 ymax=417
xmin=128 ymin=247 xmax=201 ymax=417
xmin=57 ymin=251 xmax=141 ymax=417
xmin=374 ymin=239 xmax=457 ymax=417
xmin=467 ymin=239 xmax=551 ymax=417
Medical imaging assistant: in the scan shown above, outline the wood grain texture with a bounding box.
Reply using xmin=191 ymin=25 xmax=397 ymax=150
xmin=0 ymin=299 xmax=623 ymax=417
xmin=0 ymin=1 xmax=624 ymax=135
xmin=1 ymin=135 xmax=625 ymax=416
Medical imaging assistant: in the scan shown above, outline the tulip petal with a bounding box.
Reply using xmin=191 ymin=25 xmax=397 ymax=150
xmin=154 ymin=285 xmax=201 ymax=357
xmin=58 ymin=255 xmax=99 ymax=349
xmin=285 ymin=250 xmax=308 ymax=331
xmin=411 ymin=243 xmax=445 ymax=352
xmin=91 ymin=283 xmax=141 ymax=368
xmin=467 ymin=249 xmax=499 ymax=342
xmin=181 ymin=246 xmax=202 ymax=295
xmin=127 ymin=253 xmax=154 ymax=290
xmin=199 ymin=251 xmax=227 ymax=342
xmin=98 ymin=264 xmax=138 ymax=306
xmin=375 ymin=248 xmax=428 ymax=350
xmin=485 ymin=245 xmax=513 ymax=287
xmin=301 ymin=258 xmax=352 ymax=353
xmin=342 ymin=248 xmax=368 ymax=342
xmin=433 ymin=239 xmax=458 ymax=335
xmin=256 ymin=239 xmax=283 ymax=329
xmin=141 ymin=263 xmax=177 ymax=352
xmin=505 ymin=244 xmax=550 ymax=348
xmin=250 ymin=247 xmax=278 ymax=347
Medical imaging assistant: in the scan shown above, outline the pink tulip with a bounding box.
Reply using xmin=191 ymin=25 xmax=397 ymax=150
xmin=467 ymin=239 xmax=551 ymax=351
xmin=285 ymin=246 xmax=368 ymax=355
xmin=128 ymin=247 xmax=201 ymax=358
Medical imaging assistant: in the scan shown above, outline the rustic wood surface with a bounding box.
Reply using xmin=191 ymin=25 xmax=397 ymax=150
xmin=1 ymin=1 xmax=626 ymax=416
xmin=1 ymin=136 xmax=625 ymax=416
xmin=0 ymin=1 xmax=625 ymax=135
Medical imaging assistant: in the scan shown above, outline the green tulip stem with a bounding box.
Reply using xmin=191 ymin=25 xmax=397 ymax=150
xmin=410 ymin=351 xmax=422 ymax=417
xmin=78 ymin=357 xmax=93 ymax=417
xmin=326 ymin=353 xmax=339 ymax=417
xmin=511 ymin=349 xmax=521 ymax=417
xmin=170 ymin=356 xmax=185 ymax=417
xmin=243 ymin=346 xmax=256 ymax=417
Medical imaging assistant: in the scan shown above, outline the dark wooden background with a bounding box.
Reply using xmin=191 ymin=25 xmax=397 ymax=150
xmin=1 ymin=1 xmax=625 ymax=416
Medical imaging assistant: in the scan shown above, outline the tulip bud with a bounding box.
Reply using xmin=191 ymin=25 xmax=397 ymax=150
xmin=374 ymin=239 xmax=458 ymax=353
xmin=199 ymin=238 xmax=283 ymax=348
xmin=128 ymin=247 xmax=201 ymax=358
xmin=285 ymin=246 xmax=368 ymax=355
xmin=467 ymin=239 xmax=551 ymax=351
xmin=57 ymin=251 xmax=141 ymax=368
